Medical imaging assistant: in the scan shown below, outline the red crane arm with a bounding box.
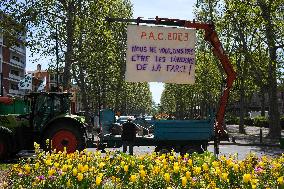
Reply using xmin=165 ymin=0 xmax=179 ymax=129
xmin=156 ymin=17 xmax=237 ymax=136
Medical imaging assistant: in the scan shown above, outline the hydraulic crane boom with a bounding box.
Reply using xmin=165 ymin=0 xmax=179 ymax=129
xmin=107 ymin=16 xmax=237 ymax=139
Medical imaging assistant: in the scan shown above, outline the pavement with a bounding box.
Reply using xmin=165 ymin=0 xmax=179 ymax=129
xmin=226 ymin=124 xmax=284 ymax=146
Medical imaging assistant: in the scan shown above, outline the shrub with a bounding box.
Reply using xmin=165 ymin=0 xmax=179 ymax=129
xmin=253 ymin=116 xmax=269 ymax=128
xmin=225 ymin=115 xmax=239 ymax=125
xmin=243 ymin=117 xmax=254 ymax=126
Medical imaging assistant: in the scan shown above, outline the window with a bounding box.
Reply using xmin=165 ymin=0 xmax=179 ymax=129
xmin=10 ymin=69 xmax=19 ymax=76
xmin=10 ymin=83 xmax=19 ymax=90
xmin=12 ymin=56 xmax=20 ymax=62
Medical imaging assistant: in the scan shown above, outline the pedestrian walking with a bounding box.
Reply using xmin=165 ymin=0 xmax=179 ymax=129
xmin=122 ymin=117 xmax=138 ymax=155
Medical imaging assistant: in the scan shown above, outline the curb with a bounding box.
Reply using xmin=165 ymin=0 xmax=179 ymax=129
xmin=208 ymin=142 xmax=280 ymax=147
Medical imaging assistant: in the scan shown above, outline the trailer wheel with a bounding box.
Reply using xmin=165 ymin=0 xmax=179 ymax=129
xmin=0 ymin=129 xmax=12 ymax=160
xmin=181 ymin=144 xmax=203 ymax=156
xmin=43 ymin=122 xmax=86 ymax=153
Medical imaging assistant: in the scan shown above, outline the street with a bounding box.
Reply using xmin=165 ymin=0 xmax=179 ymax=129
xmin=87 ymin=143 xmax=284 ymax=160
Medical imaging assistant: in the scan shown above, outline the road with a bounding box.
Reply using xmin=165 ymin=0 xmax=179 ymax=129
xmin=87 ymin=142 xmax=284 ymax=160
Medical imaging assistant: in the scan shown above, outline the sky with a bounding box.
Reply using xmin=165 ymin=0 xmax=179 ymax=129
xmin=26 ymin=0 xmax=196 ymax=104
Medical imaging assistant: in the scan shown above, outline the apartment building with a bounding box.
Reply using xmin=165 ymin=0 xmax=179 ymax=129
xmin=0 ymin=31 xmax=26 ymax=97
xmin=27 ymin=64 xmax=63 ymax=92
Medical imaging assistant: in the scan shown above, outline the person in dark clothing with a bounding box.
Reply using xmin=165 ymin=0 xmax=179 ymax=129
xmin=121 ymin=118 xmax=137 ymax=155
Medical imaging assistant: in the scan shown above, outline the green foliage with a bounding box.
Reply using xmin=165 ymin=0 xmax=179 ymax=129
xmin=253 ymin=116 xmax=269 ymax=128
xmin=0 ymin=0 xmax=152 ymax=115
xmin=225 ymin=115 xmax=239 ymax=125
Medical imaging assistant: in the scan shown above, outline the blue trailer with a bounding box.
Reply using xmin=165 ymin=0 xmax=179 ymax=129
xmin=96 ymin=109 xmax=215 ymax=154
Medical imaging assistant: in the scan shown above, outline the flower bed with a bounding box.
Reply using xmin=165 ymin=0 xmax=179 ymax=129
xmin=5 ymin=143 xmax=284 ymax=189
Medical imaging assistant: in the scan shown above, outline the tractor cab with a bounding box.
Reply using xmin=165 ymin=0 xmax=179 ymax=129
xmin=26 ymin=92 xmax=72 ymax=129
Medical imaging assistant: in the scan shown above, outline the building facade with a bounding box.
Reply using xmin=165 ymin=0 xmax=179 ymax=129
xmin=0 ymin=31 xmax=26 ymax=97
xmin=27 ymin=64 xmax=63 ymax=92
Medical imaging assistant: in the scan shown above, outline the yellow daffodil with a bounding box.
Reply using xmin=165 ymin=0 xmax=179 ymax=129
xmin=181 ymin=176 xmax=187 ymax=187
xmin=139 ymin=165 xmax=144 ymax=170
xmin=277 ymin=176 xmax=284 ymax=185
xmin=140 ymin=170 xmax=146 ymax=179
xmin=120 ymin=161 xmax=125 ymax=166
xmin=173 ymin=165 xmax=179 ymax=173
xmin=24 ymin=164 xmax=31 ymax=174
xmin=83 ymin=164 xmax=89 ymax=172
xmin=96 ymin=176 xmax=102 ymax=186
xmin=162 ymin=159 xmax=167 ymax=165
xmin=45 ymin=159 xmax=52 ymax=166
xmin=99 ymin=162 xmax=105 ymax=169
xmin=221 ymin=173 xmax=228 ymax=181
xmin=73 ymin=168 xmax=78 ymax=176
xmin=202 ymin=163 xmax=209 ymax=171
xmin=54 ymin=162 xmax=59 ymax=168
xmin=188 ymin=159 xmax=193 ymax=166
xmin=77 ymin=173 xmax=83 ymax=181
xmin=48 ymin=168 xmax=55 ymax=177
xmin=66 ymin=179 xmax=71 ymax=188
xmin=186 ymin=171 xmax=191 ymax=179
xmin=233 ymin=164 xmax=239 ymax=172
xmin=164 ymin=173 xmax=171 ymax=182
xmin=62 ymin=165 xmax=68 ymax=172
xmin=78 ymin=163 xmax=84 ymax=172
xmin=34 ymin=162 xmax=39 ymax=170
xmin=130 ymin=175 xmax=137 ymax=182
xmin=193 ymin=167 xmax=201 ymax=175
xmin=212 ymin=161 xmax=219 ymax=168
xmin=243 ymin=173 xmax=251 ymax=183
xmin=124 ymin=165 xmax=129 ymax=172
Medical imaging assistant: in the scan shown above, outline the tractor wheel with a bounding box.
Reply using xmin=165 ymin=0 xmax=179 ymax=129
xmin=43 ymin=123 xmax=86 ymax=153
xmin=0 ymin=129 xmax=12 ymax=161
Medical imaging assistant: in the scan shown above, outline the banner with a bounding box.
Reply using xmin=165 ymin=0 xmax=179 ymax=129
xmin=18 ymin=74 xmax=32 ymax=90
xmin=126 ymin=25 xmax=196 ymax=84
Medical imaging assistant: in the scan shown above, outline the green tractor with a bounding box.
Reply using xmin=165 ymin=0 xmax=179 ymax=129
xmin=0 ymin=92 xmax=87 ymax=160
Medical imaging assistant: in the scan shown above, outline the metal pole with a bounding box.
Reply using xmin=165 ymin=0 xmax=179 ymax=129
xmin=55 ymin=25 xmax=60 ymax=92
xmin=0 ymin=73 xmax=3 ymax=96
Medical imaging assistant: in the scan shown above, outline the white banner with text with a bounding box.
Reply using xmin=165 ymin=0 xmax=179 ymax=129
xmin=126 ymin=25 xmax=196 ymax=84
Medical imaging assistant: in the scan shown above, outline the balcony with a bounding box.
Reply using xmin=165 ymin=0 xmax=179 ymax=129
xmin=9 ymin=73 xmax=22 ymax=81
xmin=8 ymin=89 xmax=25 ymax=96
xmin=10 ymin=59 xmax=25 ymax=69
xmin=11 ymin=46 xmax=26 ymax=55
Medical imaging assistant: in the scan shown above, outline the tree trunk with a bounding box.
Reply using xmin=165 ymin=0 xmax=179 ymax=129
xmin=260 ymin=87 xmax=266 ymax=116
xmin=258 ymin=0 xmax=281 ymax=138
xmin=63 ymin=3 xmax=75 ymax=90
xmin=239 ymin=78 xmax=246 ymax=133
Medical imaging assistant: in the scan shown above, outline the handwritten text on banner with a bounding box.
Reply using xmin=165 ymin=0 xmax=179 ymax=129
xmin=126 ymin=25 xmax=196 ymax=84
